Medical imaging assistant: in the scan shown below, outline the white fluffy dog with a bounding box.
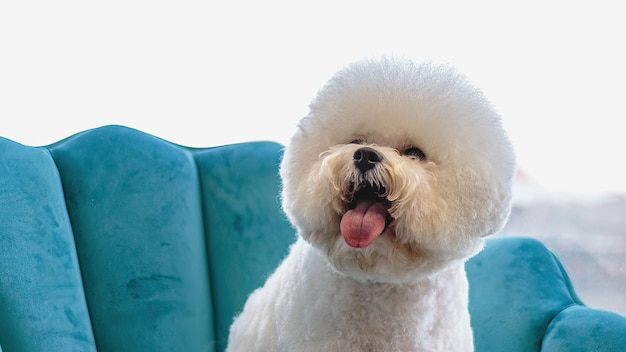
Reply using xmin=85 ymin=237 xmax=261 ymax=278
xmin=226 ymin=57 xmax=515 ymax=351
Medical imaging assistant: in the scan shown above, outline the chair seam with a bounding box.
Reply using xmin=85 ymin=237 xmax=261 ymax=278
xmin=43 ymin=145 xmax=100 ymax=351
xmin=188 ymin=148 xmax=221 ymax=349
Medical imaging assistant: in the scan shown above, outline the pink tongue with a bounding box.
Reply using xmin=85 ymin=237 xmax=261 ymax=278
xmin=340 ymin=201 xmax=388 ymax=248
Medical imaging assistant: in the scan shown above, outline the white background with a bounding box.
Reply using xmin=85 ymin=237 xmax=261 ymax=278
xmin=2 ymin=1 xmax=625 ymax=195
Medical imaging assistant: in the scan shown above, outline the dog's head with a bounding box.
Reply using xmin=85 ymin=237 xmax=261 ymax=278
xmin=280 ymin=57 xmax=515 ymax=283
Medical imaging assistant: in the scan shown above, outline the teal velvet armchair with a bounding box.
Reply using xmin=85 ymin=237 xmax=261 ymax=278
xmin=1 ymin=125 xmax=625 ymax=351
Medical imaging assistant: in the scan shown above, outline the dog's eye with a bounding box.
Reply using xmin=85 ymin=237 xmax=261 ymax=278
xmin=403 ymin=146 xmax=426 ymax=160
xmin=349 ymin=139 xmax=363 ymax=144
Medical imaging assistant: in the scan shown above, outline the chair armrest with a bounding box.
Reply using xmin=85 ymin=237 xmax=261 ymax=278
xmin=542 ymin=305 xmax=626 ymax=352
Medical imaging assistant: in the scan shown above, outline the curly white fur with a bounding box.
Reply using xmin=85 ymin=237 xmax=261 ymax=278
xmin=226 ymin=57 xmax=515 ymax=351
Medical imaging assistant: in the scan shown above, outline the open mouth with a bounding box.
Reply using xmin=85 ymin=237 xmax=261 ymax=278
xmin=346 ymin=182 xmax=390 ymax=210
xmin=340 ymin=182 xmax=392 ymax=248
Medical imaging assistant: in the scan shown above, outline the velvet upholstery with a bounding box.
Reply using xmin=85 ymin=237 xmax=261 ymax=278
xmin=1 ymin=125 xmax=624 ymax=351
xmin=466 ymin=237 xmax=626 ymax=351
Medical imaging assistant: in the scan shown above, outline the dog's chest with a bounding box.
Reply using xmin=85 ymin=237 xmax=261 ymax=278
xmin=270 ymin=241 xmax=472 ymax=351
xmin=284 ymin=272 xmax=437 ymax=351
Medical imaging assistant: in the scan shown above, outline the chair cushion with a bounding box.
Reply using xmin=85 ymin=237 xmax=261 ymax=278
xmin=0 ymin=137 xmax=96 ymax=351
xmin=194 ymin=142 xmax=294 ymax=350
xmin=48 ymin=126 xmax=214 ymax=351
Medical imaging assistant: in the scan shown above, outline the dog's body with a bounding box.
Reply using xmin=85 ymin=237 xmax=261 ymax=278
xmin=226 ymin=57 xmax=515 ymax=352
xmin=227 ymin=239 xmax=472 ymax=351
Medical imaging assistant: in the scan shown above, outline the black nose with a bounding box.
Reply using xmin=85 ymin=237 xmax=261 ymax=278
xmin=353 ymin=147 xmax=383 ymax=173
